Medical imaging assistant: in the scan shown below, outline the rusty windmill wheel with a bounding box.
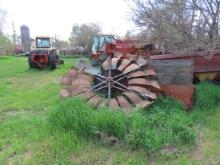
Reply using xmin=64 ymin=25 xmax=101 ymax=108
xmin=60 ymin=55 xmax=160 ymax=111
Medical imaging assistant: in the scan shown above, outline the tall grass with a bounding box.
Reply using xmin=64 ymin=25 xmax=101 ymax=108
xmin=48 ymin=98 xmax=127 ymax=139
xmin=48 ymin=82 xmax=220 ymax=152
xmin=48 ymin=97 xmax=196 ymax=152
xmin=190 ymin=82 xmax=220 ymax=124
xmin=192 ymin=82 xmax=220 ymax=111
xmin=125 ymin=98 xmax=195 ymax=151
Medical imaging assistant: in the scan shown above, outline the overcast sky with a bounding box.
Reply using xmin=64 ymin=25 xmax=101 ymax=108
xmin=1 ymin=0 xmax=135 ymax=40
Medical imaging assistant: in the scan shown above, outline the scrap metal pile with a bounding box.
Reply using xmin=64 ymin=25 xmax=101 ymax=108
xmin=60 ymin=34 xmax=220 ymax=110
xmin=60 ymin=53 xmax=160 ymax=111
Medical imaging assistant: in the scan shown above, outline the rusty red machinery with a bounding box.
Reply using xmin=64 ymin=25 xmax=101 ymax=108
xmin=150 ymin=51 xmax=220 ymax=82
xmin=60 ymin=42 xmax=160 ymax=111
xmin=60 ymin=35 xmax=220 ymax=110
xmin=148 ymin=51 xmax=220 ymax=108
xmin=28 ymin=36 xmax=64 ymax=70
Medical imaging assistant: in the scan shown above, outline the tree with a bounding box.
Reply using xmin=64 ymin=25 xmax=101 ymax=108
xmin=69 ymin=23 xmax=101 ymax=53
xmin=55 ymin=39 xmax=69 ymax=50
xmin=0 ymin=34 xmax=14 ymax=55
xmin=130 ymin=0 xmax=220 ymax=52
xmin=0 ymin=9 xmax=6 ymax=34
xmin=125 ymin=30 xmax=133 ymax=39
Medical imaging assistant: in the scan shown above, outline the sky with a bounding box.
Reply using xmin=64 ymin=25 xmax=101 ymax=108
xmin=0 ymin=0 xmax=136 ymax=40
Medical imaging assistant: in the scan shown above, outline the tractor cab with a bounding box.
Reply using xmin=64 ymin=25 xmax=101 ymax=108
xmin=35 ymin=36 xmax=55 ymax=50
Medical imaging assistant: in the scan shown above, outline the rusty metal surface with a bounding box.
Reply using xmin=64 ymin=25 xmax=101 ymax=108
xmin=127 ymin=71 xmax=146 ymax=79
xmin=123 ymin=63 xmax=140 ymax=74
xmin=160 ymin=84 xmax=195 ymax=109
xmin=76 ymin=60 xmax=87 ymax=70
xmin=150 ymin=51 xmax=220 ymax=74
xmin=72 ymin=79 xmax=91 ymax=87
xmin=146 ymin=80 xmax=161 ymax=90
xmin=136 ymin=57 xmax=148 ymax=67
xmin=83 ymin=65 xmax=101 ymax=75
xmin=128 ymin=78 xmax=160 ymax=90
xmin=68 ymin=69 xmax=78 ymax=77
xmin=102 ymin=56 xmax=122 ymax=70
xmin=118 ymin=59 xmax=131 ymax=71
xmin=60 ymin=55 xmax=159 ymax=110
xmin=78 ymin=91 xmax=95 ymax=100
xmin=111 ymin=56 xmax=121 ymax=69
xmin=143 ymin=90 xmax=157 ymax=100
xmin=128 ymin=86 xmax=157 ymax=100
xmin=136 ymin=101 xmax=152 ymax=109
xmin=149 ymin=60 xmax=193 ymax=85
xmin=77 ymin=74 xmax=93 ymax=82
xmin=60 ymin=76 xmax=72 ymax=86
xmin=145 ymin=69 xmax=157 ymax=76
xmin=102 ymin=59 xmax=109 ymax=70
xmin=60 ymin=89 xmax=70 ymax=98
xmin=109 ymin=99 xmax=120 ymax=109
xmin=128 ymin=78 xmax=148 ymax=86
xmin=123 ymin=91 xmax=142 ymax=104
xmin=68 ymin=86 xmax=88 ymax=96
xmin=87 ymin=96 xmax=103 ymax=107
xmin=117 ymin=96 xmax=130 ymax=109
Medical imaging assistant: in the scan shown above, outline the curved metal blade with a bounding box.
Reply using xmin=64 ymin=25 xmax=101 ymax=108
xmin=127 ymin=71 xmax=145 ymax=79
xmin=145 ymin=69 xmax=157 ymax=76
xmin=136 ymin=101 xmax=152 ymax=109
xmin=128 ymin=86 xmax=157 ymax=100
xmin=128 ymin=78 xmax=149 ymax=86
xmin=72 ymin=79 xmax=91 ymax=87
xmin=102 ymin=56 xmax=121 ymax=70
xmin=122 ymin=91 xmax=143 ymax=104
xmin=117 ymin=59 xmax=132 ymax=71
xmin=60 ymin=89 xmax=70 ymax=98
xmin=78 ymin=91 xmax=96 ymax=100
xmin=60 ymin=76 xmax=73 ymax=86
xmin=128 ymin=78 xmax=160 ymax=90
xmin=109 ymin=99 xmax=120 ymax=109
xmin=123 ymin=63 xmax=140 ymax=74
xmin=87 ymin=96 xmax=103 ymax=107
xmin=68 ymin=86 xmax=89 ymax=96
xmin=68 ymin=69 xmax=78 ymax=77
xmin=117 ymin=96 xmax=130 ymax=109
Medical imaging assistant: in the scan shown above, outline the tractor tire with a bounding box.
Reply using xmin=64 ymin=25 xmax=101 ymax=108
xmin=28 ymin=54 xmax=37 ymax=68
xmin=49 ymin=53 xmax=58 ymax=70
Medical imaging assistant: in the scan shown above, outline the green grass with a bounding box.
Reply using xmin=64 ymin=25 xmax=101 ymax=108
xmin=48 ymin=97 xmax=195 ymax=152
xmin=0 ymin=56 xmax=220 ymax=164
xmin=0 ymin=56 xmax=84 ymax=111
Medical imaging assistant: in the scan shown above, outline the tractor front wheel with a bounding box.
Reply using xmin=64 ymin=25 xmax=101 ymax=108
xmin=49 ymin=53 xmax=58 ymax=70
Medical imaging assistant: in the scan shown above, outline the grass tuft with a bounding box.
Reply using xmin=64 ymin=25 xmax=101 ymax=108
xmin=48 ymin=97 xmax=196 ymax=152
xmin=192 ymin=82 xmax=220 ymax=111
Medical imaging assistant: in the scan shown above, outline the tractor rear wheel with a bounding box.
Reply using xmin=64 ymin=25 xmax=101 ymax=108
xmin=28 ymin=53 xmax=37 ymax=68
xmin=49 ymin=53 xmax=58 ymax=70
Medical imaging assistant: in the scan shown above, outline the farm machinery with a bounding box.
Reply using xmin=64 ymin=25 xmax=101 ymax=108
xmin=28 ymin=36 xmax=64 ymax=70
xmin=60 ymin=34 xmax=220 ymax=110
